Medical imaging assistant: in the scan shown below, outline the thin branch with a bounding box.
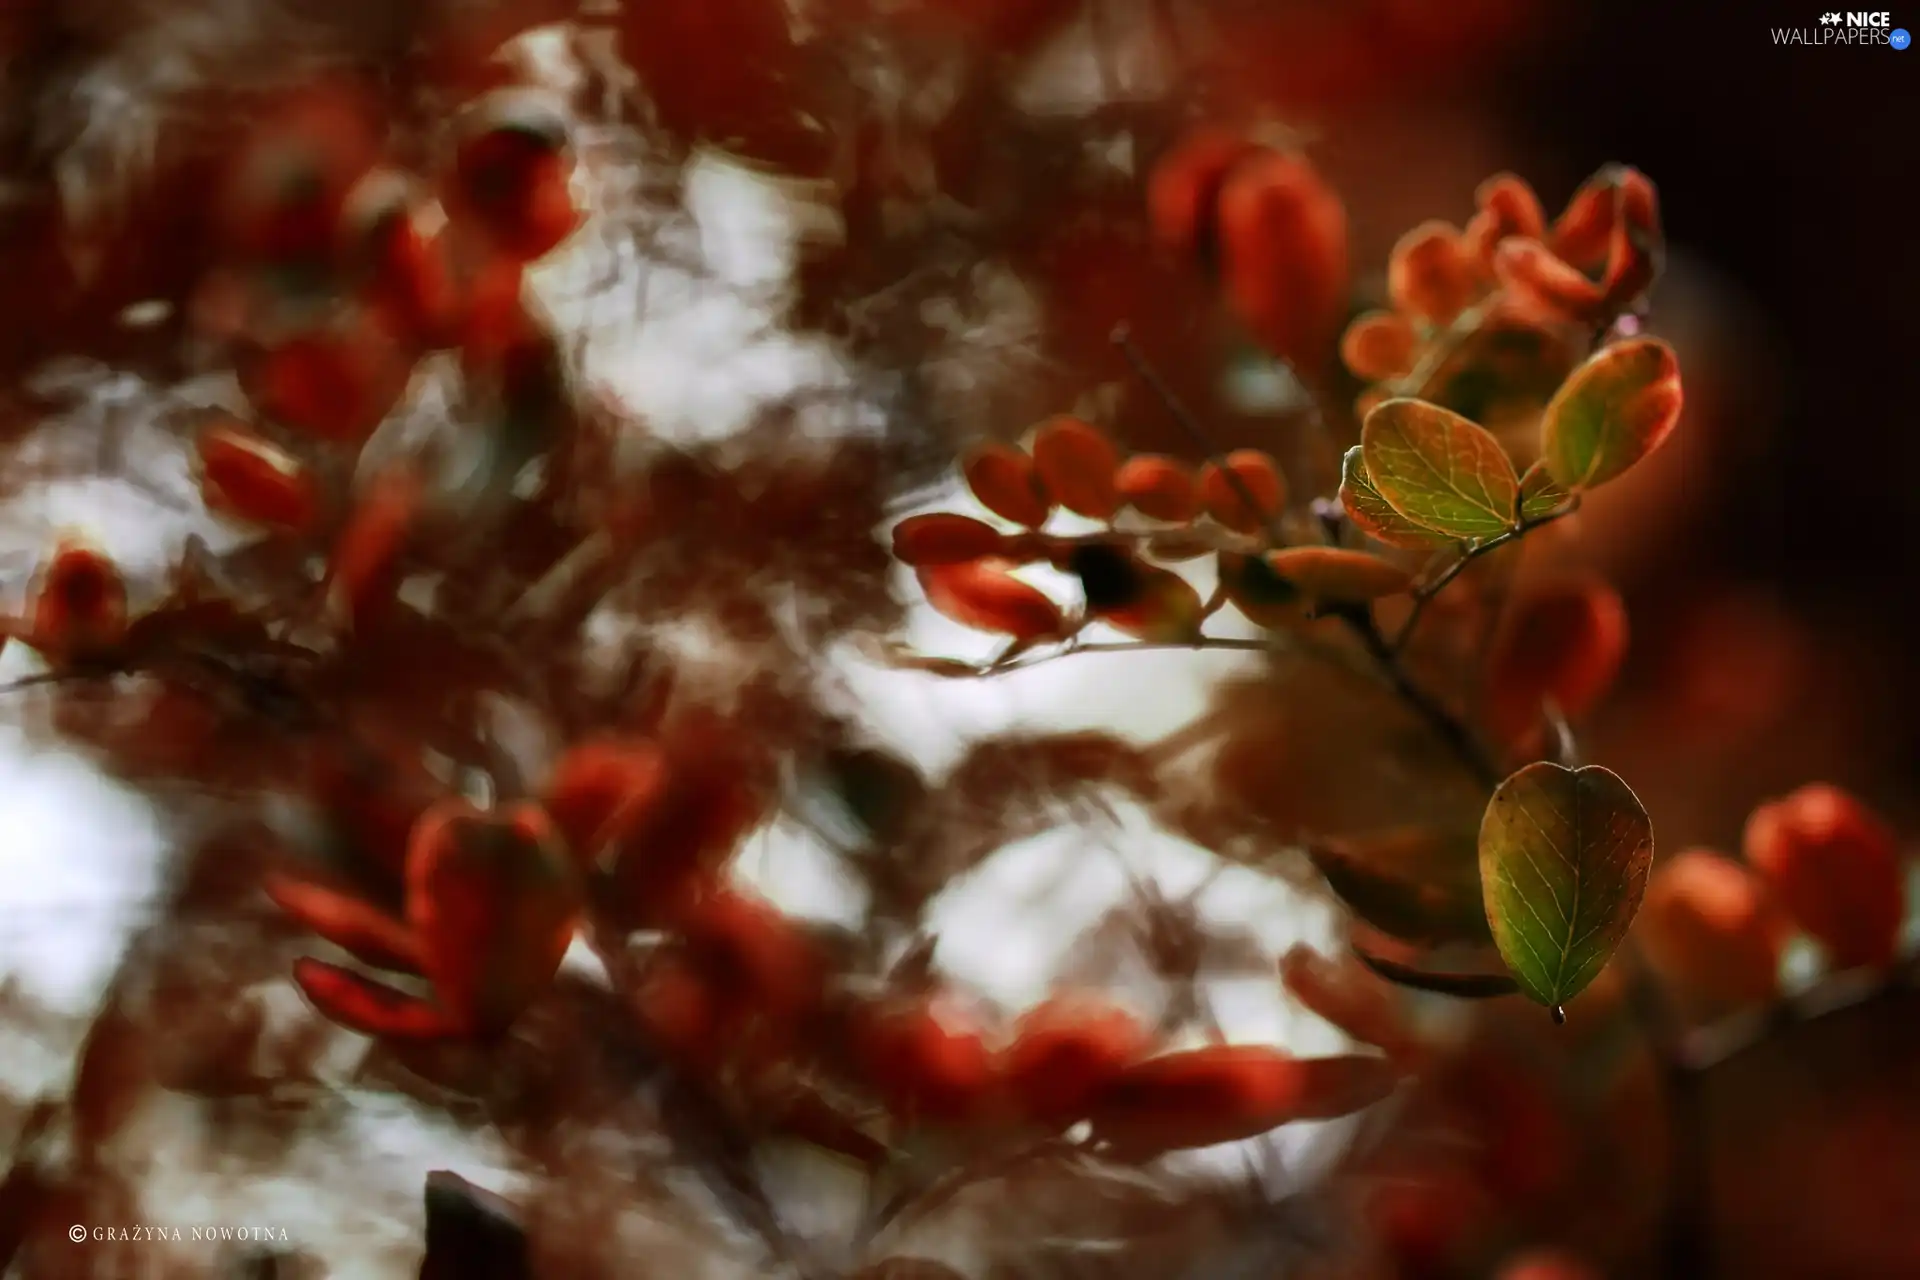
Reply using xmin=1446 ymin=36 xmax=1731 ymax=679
xmin=1390 ymin=501 xmax=1581 ymax=657
xmin=1335 ymin=604 xmax=1502 ymax=789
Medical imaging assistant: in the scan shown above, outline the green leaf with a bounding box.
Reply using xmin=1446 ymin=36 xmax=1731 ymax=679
xmin=1539 ymin=338 xmax=1683 ymax=491
xmin=1307 ymin=827 xmax=1491 ymax=946
xmin=1360 ymin=399 xmax=1519 ymax=540
xmin=1337 ymin=446 xmax=1451 ymax=549
xmin=1518 ymin=461 xmax=1574 ymax=522
xmin=1478 ymin=762 xmax=1654 ymax=1017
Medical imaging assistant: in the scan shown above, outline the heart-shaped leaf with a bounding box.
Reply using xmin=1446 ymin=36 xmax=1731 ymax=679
xmin=1479 ymin=762 xmax=1654 ymax=1016
xmin=1338 ymin=446 xmax=1452 ymax=549
xmin=1361 ymin=399 xmax=1519 ymax=539
xmin=406 ymin=802 xmax=581 ymax=1038
xmin=1539 ymin=338 xmax=1683 ymax=491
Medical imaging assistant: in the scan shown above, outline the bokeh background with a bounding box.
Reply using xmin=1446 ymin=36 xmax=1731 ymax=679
xmin=0 ymin=0 xmax=1914 ymax=1276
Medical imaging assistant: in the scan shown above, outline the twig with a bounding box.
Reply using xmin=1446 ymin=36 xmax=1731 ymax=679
xmin=1334 ymin=605 xmax=1502 ymax=790
xmin=1389 ymin=501 xmax=1581 ymax=657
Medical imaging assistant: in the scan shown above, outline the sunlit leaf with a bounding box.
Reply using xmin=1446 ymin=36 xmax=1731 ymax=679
xmin=1538 ymin=338 xmax=1683 ymax=491
xmin=1479 ymin=762 xmax=1654 ymax=1016
xmin=1360 ymin=399 xmax=1518 ymax=539
xmin=1337 ymin=447 xmax=1451 ymax=549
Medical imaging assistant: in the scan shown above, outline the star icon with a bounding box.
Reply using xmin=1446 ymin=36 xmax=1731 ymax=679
xmin=1822 ymin=12 xmax=1842 ymax=22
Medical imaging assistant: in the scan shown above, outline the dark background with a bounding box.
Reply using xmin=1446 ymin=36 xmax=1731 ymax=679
xmin=1505 ymin=0 xmax=1920 ymax=762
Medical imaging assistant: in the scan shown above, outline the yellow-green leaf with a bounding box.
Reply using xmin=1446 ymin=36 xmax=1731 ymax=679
xmin=1361 ymin=399 xmax=1519 ymax=539
xmin=1518 ymin=460 xmax=1574 ymax=522
xmin=1539 ymin=338 xmax=1683 ymax=491
xmin=1338 ymin=446 xmax=1451 ymax=549
xmin=1478 ymin=762 xmax=1653 ymax=1017
xmin=1263 ymin=547 xmax=1415 ymax=604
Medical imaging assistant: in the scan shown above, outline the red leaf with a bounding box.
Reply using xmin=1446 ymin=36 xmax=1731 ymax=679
xmin=1388 ymin=220 xmax=1478 ymax=326
xmin=1215 ymin=151 xmax=1349 ymax=365
xmin=291 ymin=958 xmax=461 ymax=1041
xmin=196 ymin=419 xmax=321 ymax=534
xmin=264 ymin=872 xmax=424 ymax=974
xmin=405 ymin=801 xmax=582 ymax=1038
xmin=1088 ymin=1045 xmax=1401 ymax=1159
xmin=1485 ymin=577 xmax=1628 ymax=748
xmin=1744 ymin=784 xmax=1905 ymax=973
xmin=539 ymin=736 xmax=670 ymax=868
xmin=917 ymin=560 xmax=1067 ymax=641
xmin=1002 ymin=993 xmax=1152 ymax=1130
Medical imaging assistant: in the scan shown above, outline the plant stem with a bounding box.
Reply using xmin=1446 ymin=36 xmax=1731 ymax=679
xmin=1336 ymin=604 xmax=1502 ymax=789
xmin=1390 ymin=502 xmax=1581 ymax=657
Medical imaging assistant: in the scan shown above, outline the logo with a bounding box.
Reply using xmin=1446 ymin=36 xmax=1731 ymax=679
xmin=1774 ymin=10 xmax=1907 ymax=43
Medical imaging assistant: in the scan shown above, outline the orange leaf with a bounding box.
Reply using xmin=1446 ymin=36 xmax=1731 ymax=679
xmin=1215 ymin=151 xmax=1349 ymax=365
xmin=540 ymin=737 xmax=669 ymax=868
xmin=235 ymin=311 xmax=415 ymax=443
xmin=1464 ymin=172 xmax=1547 ymax=275
xmin=1340 ymin=310 xmax=1419 ymax=382
xmin=960 ymin=442 xmax=1051 ymax=528
xmin=28 ymin=540 xmax=127 ymax=664
xmin=1485 ymin=577 xmax=1628 ymax=747
xmin=1278 ymin=944 xmax=1419 ymax=1063
xmin=291 ymin=958 xmax=461 ymax=1041
xmin=337 ymin=168 xmax=461 ymax=350
xmin=444 ymin=89 xmax=581 ymax=263
xmin=1388 ymin=220 xmax=1477 ymax=326
xmin=1029 ymin=416 xmax=1121 ymax=521
xmin=1069 ymin=547 xmax=1204 ymax=642
xmin=1114 ymin=454 xmax=1201 ymax=523
xmin=1003 ymin=993 xmax=1153 ymax=1129
xmin=852 ymin=994 xmax=1001 ymax=1127
xmin=405 ymin=801 xmax=582 ymax=1039
xmin=917 ymin=560 xmax=1066 ymax=641
xmin=326 ymin=466 xmax=423 ymax=633
xmin=1147 ymin=129 xmax=1261 ymax=266
xmin=1635 ymin=849 xmax=1785 ymax=1012
xmin=264 ymin=873 xmax=424 ymax=974
xmin=1198 ymin=449 xmax=1287 ymax=534
xmin=890 ymin=513 xmax=1009 ymax=567
xmin=1088 ymin=1045 xmax=1400 ymax=1159
xmin=676 ymin=887 xmax=828 ymax=1052
xmin=1492 ymin=237 xmax=1606 ymax=325
xmin=197 ymin=421 xmax=320 ymax=534
xmin=1743 ymin=784 xmax=1904 ymax=973
xmin=1261 ymin=547 xmax=1414 ymax=604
